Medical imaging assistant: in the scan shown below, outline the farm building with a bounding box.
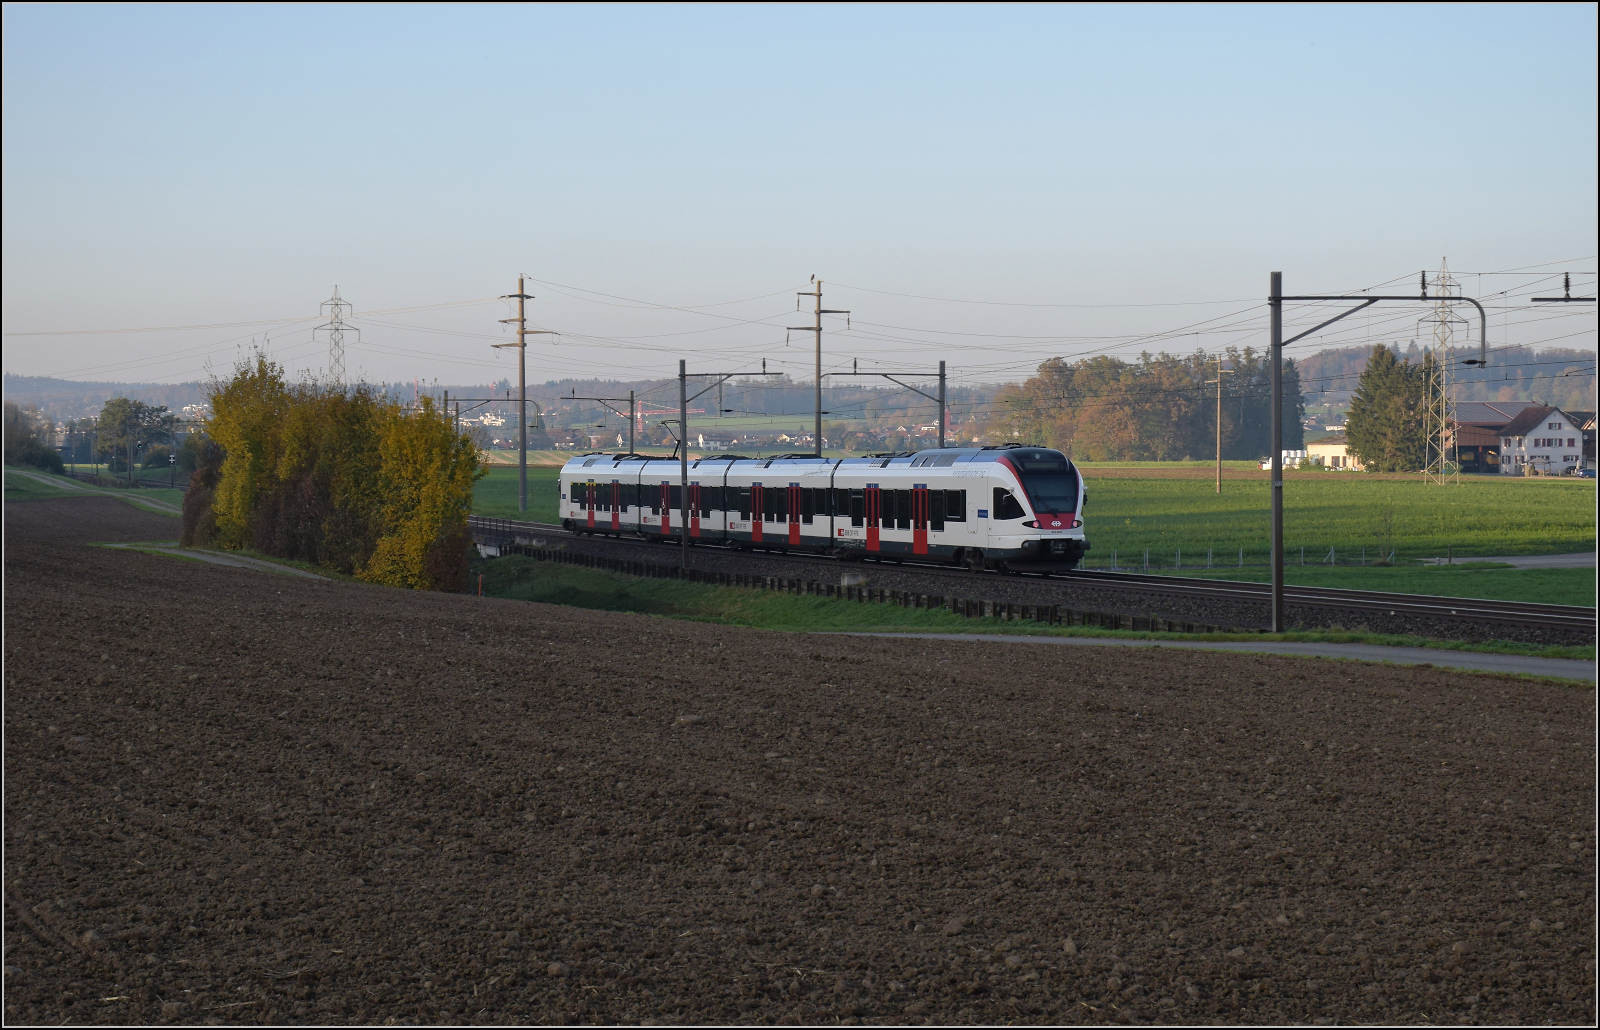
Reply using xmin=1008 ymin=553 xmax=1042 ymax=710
xmin=1497 ymin=405 xmax=1593 ymax=475
xmin=1306 ymin=434 xmax=1361 ymax=470
xmin=1449 ymin=400 xmax=1547 ymax=474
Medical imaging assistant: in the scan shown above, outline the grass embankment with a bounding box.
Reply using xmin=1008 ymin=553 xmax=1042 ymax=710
xmin=473 ymin=556 xmax=1593 ymax=662
xmin=4 ymin=467 xmax=185 ymax=511
xmin=5 ymin=468 xmax=72 ymax=501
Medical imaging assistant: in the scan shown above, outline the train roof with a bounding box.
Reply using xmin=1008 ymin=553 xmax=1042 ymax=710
xmin=559 ymin=445 xmax=1071 ymax=473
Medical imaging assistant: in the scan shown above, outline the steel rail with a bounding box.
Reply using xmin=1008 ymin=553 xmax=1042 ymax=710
xmin=466 ymin=515 xmax=1595 ymax=632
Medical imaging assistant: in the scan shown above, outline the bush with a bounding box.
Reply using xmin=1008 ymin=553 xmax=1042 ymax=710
xmin=3 ymin=402 xmax=65 ymax=473
xmin=192 ymin=355 xmax=480 ymax=589
xmin=142 ymin=443 xmax=174 ymax=469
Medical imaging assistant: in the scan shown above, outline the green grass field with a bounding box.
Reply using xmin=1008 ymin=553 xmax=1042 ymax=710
xmin=473 ymin=556 xmax=1592 ymax=661
xmin=1080 ymin=474 xmax=1594 ymax=563
xmin=1167 ymin=562 xmax=1594 ymax=607
xmin=473 ymin=466 xmax=563 ymax=522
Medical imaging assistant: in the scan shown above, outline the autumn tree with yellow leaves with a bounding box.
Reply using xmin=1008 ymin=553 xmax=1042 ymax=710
xmin=182 ymin=355 xmax=480 ymax=591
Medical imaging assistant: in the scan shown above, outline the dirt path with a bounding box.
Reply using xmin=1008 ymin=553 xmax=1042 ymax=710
xmin=101 ymin=543 xmax=329 ymax=580
xmin=838 ymin=633 xmax=1596 ymax=682
xmin=4 ymin=497 xmax=1593 ymax=1025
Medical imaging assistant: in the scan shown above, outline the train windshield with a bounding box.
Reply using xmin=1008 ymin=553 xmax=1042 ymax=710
xmin=1016 ymin=458 xmax=1079 ymax=513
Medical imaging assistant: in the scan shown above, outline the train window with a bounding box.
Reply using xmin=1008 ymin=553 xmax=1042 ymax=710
xmin=878 ymin=489 xmax=893 ymax=529
xmin=669 ymin=485 xmax=683 ymax=512
xmin=622 ymin=482 xmax=638 ymax=510
xmin=801 ymin=487 xmax=815 ymax=524
xmin=930 ymin=489 xmax=945 ymax=530
xmin=944 ymin=489 xmax=966 ymax=522
xmin=834 ymin=488 xmax=850 ymax=520
xmin=849 ymin=489 xmax=864 ymax=527
xmin=774 ymin=486 xmax=789 ymax=522
xmin=993 ymin=487 xmax=1027 ymax=521
xmin=734 ymin=486 xmax=751 ymax=519
xmin=896 ymin=489 xmax=911 ymax=530
xmin=649 ymin=486 xmax=661 ymax=516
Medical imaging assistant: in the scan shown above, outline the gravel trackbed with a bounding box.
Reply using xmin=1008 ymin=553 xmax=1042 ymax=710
xmin=4 ymin=497 xmax=1594 ymax=1025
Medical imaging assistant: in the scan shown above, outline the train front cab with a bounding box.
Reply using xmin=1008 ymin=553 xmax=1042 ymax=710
xmin=974 ymin=448 xmax=1088 ymax=571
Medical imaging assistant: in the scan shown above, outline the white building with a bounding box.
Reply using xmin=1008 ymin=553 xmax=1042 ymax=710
xmin=1498 ymin=406 xmax=1588 ymax=475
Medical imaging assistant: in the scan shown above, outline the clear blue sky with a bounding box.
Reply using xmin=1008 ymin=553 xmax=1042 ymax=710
xmin=3 ymin=3 xmax=1595 ymax=387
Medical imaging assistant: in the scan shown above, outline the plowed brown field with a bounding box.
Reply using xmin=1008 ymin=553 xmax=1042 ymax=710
xmin=4 ymin=496 xmax=1594 ymax=1025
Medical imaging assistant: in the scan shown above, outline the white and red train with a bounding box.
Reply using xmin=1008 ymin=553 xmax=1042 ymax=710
xmin=559 ymin=445 xmax=1089 ymax=571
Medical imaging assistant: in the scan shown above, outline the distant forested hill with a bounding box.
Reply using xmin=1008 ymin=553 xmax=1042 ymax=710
xmin=2 ymin=375 xmax=211 ymax=419
xmin=1297 ymin=345 xmax=1595 ymax=412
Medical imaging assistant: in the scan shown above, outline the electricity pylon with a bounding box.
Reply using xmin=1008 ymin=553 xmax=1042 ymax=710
xmin=314 ymin=287 xmax=356 ymax=386
xmin=1421 ymin=260 xmax=1465 ymax=484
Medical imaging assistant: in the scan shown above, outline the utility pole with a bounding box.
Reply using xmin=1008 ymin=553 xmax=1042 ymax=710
xmin=1268 ymin=272 xmax=1493 ymax=632
xmin=1206 ymin=357 xmax=1234 ymax=493
xmin=1269 ymin=272 xmax=1284 ymax=632
xmin=494 ymin=276 xmax=557 ymax=512
xmin=679 ymin=361 xmax=690 ymax=570
xmin=938 ymin=360 xmax=947 ymax=449
xmin=790 ymin=278 xmax=850 ymax=456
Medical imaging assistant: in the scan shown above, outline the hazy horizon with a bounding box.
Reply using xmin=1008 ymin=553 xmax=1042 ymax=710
xmin=4 ymin=4 xmax=1595 ymax=389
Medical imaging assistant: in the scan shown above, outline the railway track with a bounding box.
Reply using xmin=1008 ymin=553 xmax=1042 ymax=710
xmin=467 ymin=515 xmax=1597 ymax=634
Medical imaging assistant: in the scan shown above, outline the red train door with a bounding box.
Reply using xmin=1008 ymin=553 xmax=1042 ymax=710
xmin=660 ymin=481 xmax=671 ymax=536
xmin=788 ymin=483 xmax=801 ymax=545
xmin=690 ymin=483 xmax=701 ymax=538
xmin=865 ymin=484 xmax=881 ymax=552
xmin=751 ymin=481 xmax=763 ymax=544
xmin=912 ymin=483 xmax=929 ymax=554
xmin=610 ymin=480 xmax=621 ymax=532
xmin=585 ymin=480 xmax=596 ymax=530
